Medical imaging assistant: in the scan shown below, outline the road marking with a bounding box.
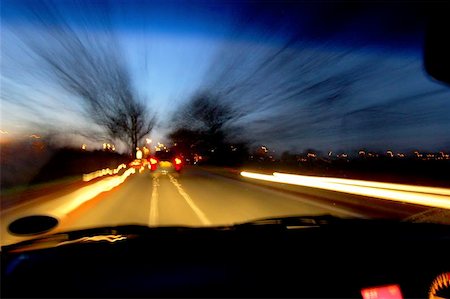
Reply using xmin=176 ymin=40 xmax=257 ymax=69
xmin=168 ymin=174 xmax=211 ymax=225
xmin=149 ymin=175 xmax=159 ymax=226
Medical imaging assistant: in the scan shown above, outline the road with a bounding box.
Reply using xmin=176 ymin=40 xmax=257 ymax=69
xmin=0 ymin=166 xmax=439 ymax=246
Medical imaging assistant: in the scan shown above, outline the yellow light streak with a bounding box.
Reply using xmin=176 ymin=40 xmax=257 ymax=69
xmin=57 ymin=235 xmax=127 ymax=247
xmin=241 ymin=171 xmax=450 ymax=210
xmin=273 ymin=173 xmax=450 ymax=196
xmin=52 ymin=168 xmax=136 ymax=215
xmin=82 ymin=164 xmax=127 ymax=182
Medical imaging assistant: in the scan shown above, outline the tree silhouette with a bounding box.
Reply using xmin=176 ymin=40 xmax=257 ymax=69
xmin=18 ymin=1 xmax=155 ymax=155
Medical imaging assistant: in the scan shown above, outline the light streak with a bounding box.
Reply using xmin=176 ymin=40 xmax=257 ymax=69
xmin=241 ymin=171 xmax=450 ymax=210
xmin=56 ymin=235 xmax=127 ymax=247
xmin=273 ymin=173 xmax=450 ymax=196
xmin=51 ymin=168 xmax=136 ymax=215
xmin=82 ymin=164 xmax=127 ymax=182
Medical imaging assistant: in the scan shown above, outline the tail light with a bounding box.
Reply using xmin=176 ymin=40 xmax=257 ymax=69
xmin=175 ymin=158 xmax=182 ymax=165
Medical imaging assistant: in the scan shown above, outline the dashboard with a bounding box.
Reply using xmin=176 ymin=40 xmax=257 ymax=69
xmin=2 ymin=218 xmax=450 ymax=298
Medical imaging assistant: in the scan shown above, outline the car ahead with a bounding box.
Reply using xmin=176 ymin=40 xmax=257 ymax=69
xmin=1 ymin=215 xmax=449 ymax=298
xmin=128 ymin=159 xmax=143 ymax=169
xmin=128 ymin=159 xmax=148 ymax=169
xmin=148 ymin=150 xmax=183 ymax=173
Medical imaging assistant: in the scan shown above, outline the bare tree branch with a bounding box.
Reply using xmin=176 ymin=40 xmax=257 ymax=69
xmin=18 ymin=2 xmax=155 ymax=154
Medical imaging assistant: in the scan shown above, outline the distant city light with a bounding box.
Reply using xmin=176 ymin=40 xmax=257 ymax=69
xmin=101 ymin=143 xmax=115 ymax=151
xmin=146 ymin=138 xmax=152 ymax=144
xmin=81 ymin=144 xmax=87 ymax=150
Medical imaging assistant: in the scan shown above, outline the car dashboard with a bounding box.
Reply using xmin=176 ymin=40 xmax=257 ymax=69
xmin=1 ymin=217 xmax=450 ymax=298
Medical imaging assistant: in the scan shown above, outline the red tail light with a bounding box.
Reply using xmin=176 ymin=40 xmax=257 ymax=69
xmin=150 ymin=158 xmax=158 ymax=164
xmin=174 ymin=158 xmax=182 ymax=165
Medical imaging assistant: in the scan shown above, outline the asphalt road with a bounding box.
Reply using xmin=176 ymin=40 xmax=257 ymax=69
xmin=1 ymin=166 xmax=433 ymax=246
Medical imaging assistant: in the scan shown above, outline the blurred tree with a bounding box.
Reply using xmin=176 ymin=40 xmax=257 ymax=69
xmin=20 ymin=2 xmax=155 ymax=155
xmin=168 ymin=92 xmax=249 ymax=165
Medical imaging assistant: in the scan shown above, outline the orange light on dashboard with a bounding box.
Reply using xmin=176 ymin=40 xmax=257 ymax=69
xmin=429 ymin=272 xmax=450 ymax=299
xmin=175 ymin=158 xmax=182 ymax=165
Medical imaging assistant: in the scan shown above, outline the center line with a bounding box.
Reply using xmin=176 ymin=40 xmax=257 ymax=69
xmin=168 ymin=174 xmax=211 ymax=225
xmin=149 ymin=175 xmax=159 ymax=226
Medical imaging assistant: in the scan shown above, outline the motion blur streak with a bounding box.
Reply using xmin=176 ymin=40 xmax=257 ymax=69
xmin=241 ymin=172 xmax=450 ymax=210
xmin=51 ymin=168 xmax=136 ymax=215
xmin=82 ymin=164 xmax=127 ymax=181
xmin=56 ymin=235 xmax=127 ymax=247
xmin=274 ymin=173 xmax=450 ymax=196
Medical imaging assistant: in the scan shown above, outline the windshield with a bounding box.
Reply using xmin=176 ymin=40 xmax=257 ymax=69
xmin=1 ymin=0 xmax=450 ymax=246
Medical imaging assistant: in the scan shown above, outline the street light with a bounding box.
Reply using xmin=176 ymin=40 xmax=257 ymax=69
xmin=136 ymin=149 xmax=143 ymax=159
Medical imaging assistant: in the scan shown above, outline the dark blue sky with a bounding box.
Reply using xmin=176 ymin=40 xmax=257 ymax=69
xmin=1 ymin=0 xmax=449 ymax=153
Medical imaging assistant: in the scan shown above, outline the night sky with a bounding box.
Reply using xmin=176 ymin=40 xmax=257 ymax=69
xmin=1 ymin=0 xmax=450 ymax=154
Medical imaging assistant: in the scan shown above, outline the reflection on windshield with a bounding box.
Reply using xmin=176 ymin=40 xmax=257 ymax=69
xmin=1 ymin=0 xmax=450 ymax=245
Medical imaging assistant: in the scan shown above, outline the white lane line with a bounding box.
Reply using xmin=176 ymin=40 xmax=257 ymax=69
xmin=168 ymin=174 xmax=211 ymax=225
xmin=149 ymin=175 xmax=159 ymax=226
